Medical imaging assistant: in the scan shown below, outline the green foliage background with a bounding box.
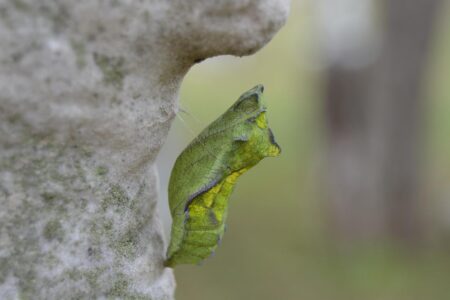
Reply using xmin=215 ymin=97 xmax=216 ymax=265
xmin=158 ymin=2 xmax=450 ymax=299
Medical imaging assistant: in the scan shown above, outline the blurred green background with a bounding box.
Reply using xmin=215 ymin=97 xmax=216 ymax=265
xmin=157 ymin=1 xmax=450 ymax=299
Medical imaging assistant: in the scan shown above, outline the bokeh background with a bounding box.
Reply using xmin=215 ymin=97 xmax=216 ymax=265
xmin=156 ymin=1 xmax=450 ymax=299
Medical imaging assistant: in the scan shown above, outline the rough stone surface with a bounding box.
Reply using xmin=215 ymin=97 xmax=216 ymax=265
xmin=0 ymin=0 xmax=289 ymax=299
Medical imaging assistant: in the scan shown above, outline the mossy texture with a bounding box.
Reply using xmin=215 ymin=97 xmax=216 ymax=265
xmin=0 ymin=0 xmax=288 ymax=298
xmin=0 ymin=139 xmax=172 ymax=299
xmin=94 ymin=53 xmax=126 ymax=89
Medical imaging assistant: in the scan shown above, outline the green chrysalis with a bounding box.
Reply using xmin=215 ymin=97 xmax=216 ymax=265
xmin=164 ymin=85 xmax=281 ymax=267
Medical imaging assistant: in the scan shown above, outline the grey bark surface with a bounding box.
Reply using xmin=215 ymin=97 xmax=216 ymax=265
xmin=320 ymin=0 xmax=442 ymax=243
xmin=0 ymin=0 xmax=289 ymax=299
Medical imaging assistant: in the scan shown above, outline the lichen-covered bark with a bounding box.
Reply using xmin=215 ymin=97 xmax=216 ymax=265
xmin=0 ymin=0 xmax=289 ymax=299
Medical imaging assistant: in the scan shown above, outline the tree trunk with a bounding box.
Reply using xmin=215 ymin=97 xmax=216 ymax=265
xmin=321 ymin=0 xmax=442 ymax=243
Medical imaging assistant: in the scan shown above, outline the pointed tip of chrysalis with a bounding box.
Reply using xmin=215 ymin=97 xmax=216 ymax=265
xmin=234 ymin=84 xmax=266 ymax=114
xmin=253 ymin=84 xmax=264 ymax=94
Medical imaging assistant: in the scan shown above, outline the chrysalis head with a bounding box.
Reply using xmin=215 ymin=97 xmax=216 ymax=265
xmin=228 ymin=85 xmax=281 ymax=167
xmin=243 ymin=85 xmax=281 ymax=157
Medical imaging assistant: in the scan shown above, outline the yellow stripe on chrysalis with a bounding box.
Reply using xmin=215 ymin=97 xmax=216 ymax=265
xmin=256 ymin=112 xmax=268 ymax=129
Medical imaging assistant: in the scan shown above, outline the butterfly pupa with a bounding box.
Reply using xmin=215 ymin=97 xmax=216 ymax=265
xmin=165 ymin=85 xmax=281 ymax=267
